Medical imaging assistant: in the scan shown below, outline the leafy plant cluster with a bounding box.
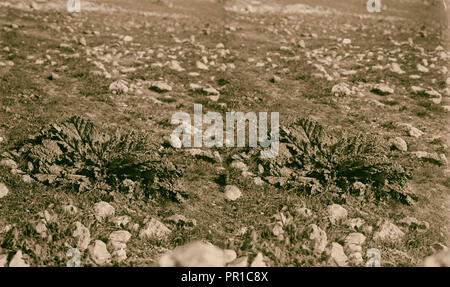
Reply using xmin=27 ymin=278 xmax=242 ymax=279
xmin=15 ymin=116 xmax=186 ymax=202
xmin=258 ymin=118 xmax=414 ymax=204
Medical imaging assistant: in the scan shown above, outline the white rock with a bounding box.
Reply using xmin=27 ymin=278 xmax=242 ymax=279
xmin=139 ymin=218 xmax=171 ymax=240
xmin=0 ymin=182 xmax=9 ymax=199
xmin=397 ymin=123 xmax=424 ymax=138
xmin=250 ymin=252 xmax=267 ymax=267
xmin=327 ymin=204 xmax=348 ymax=224
xmin=374 ymin=221 xmax=405 ymax=241
xmin=227 ymin=256 xmax=248 ymax=267
xmin=342 ymin=39 xmax=352 ymax=45
xmin=73 ymin=221 xmax=90 ymax=251
xmin=224 ymin=185 xmax=242 ymax=201
xmin=371 ymin=83 xmax=394 ymax=95
xmin=123 ymin=36 xmax=133 ymax=42
xmin=158 ymin=241 xmax=229 ymax=267
xmin=9 ymin=250 xmax=29 ymax=267
xmin=327 ymin=242 xmax=348 ymax=267
xmin=149 ymin=81 xmax=172 ymax=93
xmin=0 ymin=254 xmax=7 ymax=267
xmin=421 ymin=249 xmax=450 ymax=267
xmin=89 ymin=240 xmax=111 ymax=265
xmin=391 ymin=137 xmax=407 ymax=152
xmin=196 ymin=61 xmax=209 ymax=70
xmin=93 ymin=201 xmax=115 ymax=221
xmin=390 ymin=63 xmax=405 ymax=74
xmin=0 ymin=159 xmax=18 ymax=169
xmin=307 ymin=224 xmax=328 ymax=254
xmin=345 ymin=233 xmax=366 ymax=246
xmin=109 ymin=230 xmax=131 ymax=250
xmin=417 ymin=63 xmax=429 ymax=73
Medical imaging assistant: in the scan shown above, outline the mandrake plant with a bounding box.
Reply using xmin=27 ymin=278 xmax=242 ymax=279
xmin=257 ymin=118 xmax=414 ymax=205
xmin=15 ymin=115 xmax=186 ymax=202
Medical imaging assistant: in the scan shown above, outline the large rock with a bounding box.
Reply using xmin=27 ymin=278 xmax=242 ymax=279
xmin=224 ymin=185 xmax=242 ymax=201
xmin=9 ymin=250 xmax=29 ymax=267
xmin=327 ymin=204 xmax=348 ymax=224
xmin=326 ymin=242 xmax=348 ymax=267
xmin=158 ymin=241 xmax=234 ymax=267
xmin=93 ymin=202 xmax=115 ymax=221
xmin=373 ymin=221 xmax=405 ymax=242
xmin=139 ymin=218 xmax=171 ymax=240
xmin=0 ymin=253 xmax=7 ymax=267
xmin=421 ymin=249 xmax=450 ymax=267
xmin=73 ymin=222 xmax=90 ymax=251
xmin=250 ymin=252 xmax=267 ymax=267
xmin=390 ymin=137 xmax=407 ymax=152
xmin=0 ymin=182 xmax=8 ymax=199
xmin=306 ymin=224 xmax=327 ymax=254
xmin=88 ymin=240 xmax=111 ymax=266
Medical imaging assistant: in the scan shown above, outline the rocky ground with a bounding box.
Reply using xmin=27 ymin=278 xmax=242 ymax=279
xmin=0 ymin=0 xmax=449 ymax=267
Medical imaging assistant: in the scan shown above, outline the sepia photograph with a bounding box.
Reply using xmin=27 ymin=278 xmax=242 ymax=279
xmin=0 ymin=0 xmax=449 ymax=273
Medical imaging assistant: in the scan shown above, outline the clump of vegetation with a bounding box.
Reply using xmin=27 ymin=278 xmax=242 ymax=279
xmin=257 ymin=118 xmax=414 ymax=204
xmin=14 ymin=116 xmax=186 ymax=202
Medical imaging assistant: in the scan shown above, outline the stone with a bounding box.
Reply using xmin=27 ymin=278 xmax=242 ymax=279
xmin=373 ymin=221 xmax=405 ymax=242
xmin=9 ymin=250 xmax=29 ymax=267
xmin=79 ymin=36 xmax=86 ymax=46
xmin=417 ymin=63 xmax=429 ymax=73
xmin=223 ymin=249 xmax=237 ymax=264
xmin=371 ymin=83 xmax=394 ymax=95
xmin=89 ymin=240 xmax=111 ymax=265
xmin=421 ymin=249 xmax=450 ymax=267
xmin=109 ymin=80 xmax=129 ymax=94
xmin=306 ymin=224 xmax=327 ymax=254
xmin=139 ymin=218 xmax=171 ymax=240
xmin=0 ymin=158 xmax=17 ymax=169
xmin=123 ymin=36 xmax=133 ymax=42
xmin=397 ymin=123 xmax=424 ymax=138
xmin=390 ymin=63 xmax=405 ymax=74
xmin=224 ymin=185 xmax=242 ymax=201
xmin=109 ymin=230 xmax=131 ymax=245
xmin=250 ymin=252 xmax=267 ymax=267
xmin=391 ymin=137 xmax=407 ymax=152
xmin=327 ymin=204 xmax=348 ymax=224
xmin=0 ymin=254 xmax=7 ymax=267
xmin=196 ymin=61 xmax=209 ymax=70
xmin=93 ymin=201 xmax=115 ymax=221
xmin=331 ymin=82 xmax=351 ymax=96
xmin=73 ymin=221 xmax=90 ymax=251
xmin=35 ymin=222 xmax=47 ymax=238
xmin=348 ymin=252 xmax=364 ymax=265
xmin=158 ymin=241 xmax=229 ymax=267
xmin=111 ymin=249 xmax=127 ymax=263
xmin=0 ymin=182 xmax=9 ymax=199
xmin=345 ymin=233 xmax=366 ymax=246
xmin=342 ymin=38 xmax=351 ymax=45
xmin=326 ymin=242 xmax=348 ymax=267
xmin=227 ymin=256 xmax=248 ymax=267
xmin=230 ymin=160 xmax=248 ymax=172
xmin=149 ymin=81 xmax=172 ymax=93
